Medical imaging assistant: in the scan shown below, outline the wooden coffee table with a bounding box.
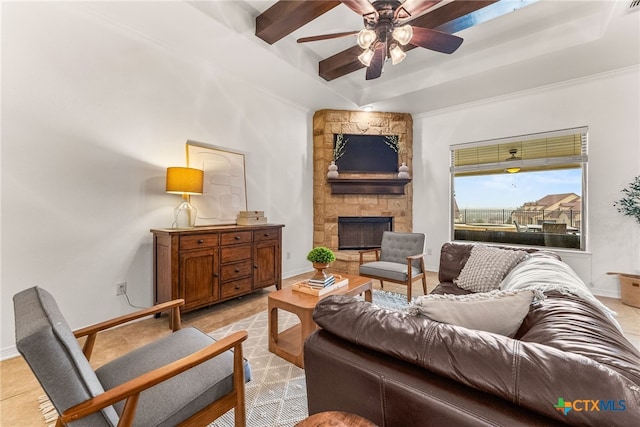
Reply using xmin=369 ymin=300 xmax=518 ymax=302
xmin=296 ymin=411 xmax=376 ymax=427
xmin=268 ymin=273 xmax=373 ymax=368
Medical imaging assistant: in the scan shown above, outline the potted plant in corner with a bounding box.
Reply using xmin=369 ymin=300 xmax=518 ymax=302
xmin=306 ymin=246 xmax=336 ymax=281
xmin=614 ymin=175 xmax=640 ymax=225
xmin=611 ymin=175 xmax=640 ymax=308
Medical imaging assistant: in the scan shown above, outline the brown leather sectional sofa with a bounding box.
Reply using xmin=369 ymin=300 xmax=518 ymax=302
xmin=304 ymin=243 xmax=640 ymax=426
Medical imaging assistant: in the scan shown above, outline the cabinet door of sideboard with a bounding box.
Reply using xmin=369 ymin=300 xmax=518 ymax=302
xmin=253 ymin=228 xmax=281 ymax=290
xmin=179 ymin=247 xmax=220 ymax=310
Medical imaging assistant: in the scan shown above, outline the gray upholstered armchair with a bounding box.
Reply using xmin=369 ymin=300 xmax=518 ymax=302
xmin=14 ymin=286 xmax=249 ymax=427
xmin=358 ymin=231 xmax=427 ymax=302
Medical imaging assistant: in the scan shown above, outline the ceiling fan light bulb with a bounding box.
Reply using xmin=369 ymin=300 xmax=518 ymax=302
xmin=392 ymin=25 xmax=413 ymax=46
xmin=358 ymin=48 xmax=375 ymax=66
xmin=357 ymin=29 xmax=376 ymax=49
xmin=389 ymin=44 xmax=406 ymax=65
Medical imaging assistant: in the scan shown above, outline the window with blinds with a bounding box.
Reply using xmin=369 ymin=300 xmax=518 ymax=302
xmin=450 ymin=127 xmax=587 ymax=250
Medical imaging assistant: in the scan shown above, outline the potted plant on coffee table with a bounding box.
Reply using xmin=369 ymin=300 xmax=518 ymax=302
xmin=306 ymin=246 xmax=336 ymax=281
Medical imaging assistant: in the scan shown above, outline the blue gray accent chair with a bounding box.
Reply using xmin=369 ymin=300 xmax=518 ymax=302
xmin=13 ymin=286 xmax=250 ymax=427
xmin=359 ymin=231 xmax=427 ymax=302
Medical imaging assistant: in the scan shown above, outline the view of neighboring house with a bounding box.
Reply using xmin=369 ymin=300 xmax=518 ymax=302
xmin=513 ymin=193 xmax=582 ymax=229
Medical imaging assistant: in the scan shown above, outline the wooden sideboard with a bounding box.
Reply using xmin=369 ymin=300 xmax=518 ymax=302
xmin=151 ymin=224 xmax=283 ymax=313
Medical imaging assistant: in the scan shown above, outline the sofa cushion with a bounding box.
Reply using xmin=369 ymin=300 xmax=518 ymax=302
xmin=408 ymin=289 xmax=538 ymax=337
xmin=455 ymin=245 xmax=527 ymax=292
xmin=518 ymin=292 xmax=640 ymax=384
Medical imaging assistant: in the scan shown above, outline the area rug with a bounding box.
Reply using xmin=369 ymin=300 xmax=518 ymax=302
xmin=209 ymin=289 xmax=408 ymax=427
xmin=38 ymin=290 xmax=408 ymax=427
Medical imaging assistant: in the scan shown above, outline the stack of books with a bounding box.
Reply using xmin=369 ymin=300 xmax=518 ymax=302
xmin=292 ymin=275 xmax=349 ymax=296
xmin=236 ymin=210 xmax=267 ymax=225
xmin=307 ymin=275 xmax=335 ymax=289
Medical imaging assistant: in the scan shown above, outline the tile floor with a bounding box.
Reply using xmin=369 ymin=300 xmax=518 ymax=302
xmin=2 ymin=271 xmax=639 ymax=426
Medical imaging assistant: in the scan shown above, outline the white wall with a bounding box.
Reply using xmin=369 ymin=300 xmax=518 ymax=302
xmin=3 ymin=1 xmax=638 ymax=358
xmin=1 ymin=2 xmax=314 ymax=357
xmin=413 ymin=66 xmax=640 ymax=297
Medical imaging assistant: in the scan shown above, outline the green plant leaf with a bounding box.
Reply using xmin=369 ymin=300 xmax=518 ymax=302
xmin=306 ymin=246 xmax=336 ymax=263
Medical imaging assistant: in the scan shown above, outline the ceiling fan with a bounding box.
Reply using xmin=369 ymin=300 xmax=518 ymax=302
xmin=505 ymin=148 xmax=522 ymax=174
xmin=296 ymin=0 xmax=464 ymax=80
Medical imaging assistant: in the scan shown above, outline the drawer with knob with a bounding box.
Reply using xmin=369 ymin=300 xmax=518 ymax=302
xmin=220 ymin=260 xmax=252 ymax=282
xmin=221 ymin=278 xmax=253 ymax=299
xmin=220 ymin=231 xmax=252 ymax=246
xmin=254 ymin=229 xmax=278 ymax=242
xmin=220 ymin=244 xmax=252 ymax=263
xmin=179 ymin=234 xmax=219 ymax=250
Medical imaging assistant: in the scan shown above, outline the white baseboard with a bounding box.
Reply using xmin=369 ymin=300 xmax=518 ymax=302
xmin=1 ymin=345 xmax=19 ymax=362
xmin=283 ymin=267 xmax=313 ymax=279
xmin=590 ymin=287 xmax=621 ymax=299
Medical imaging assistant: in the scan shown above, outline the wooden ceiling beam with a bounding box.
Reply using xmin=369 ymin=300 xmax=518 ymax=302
xmin=319 ymin=0 xmax=500 ymax=81
xmin=404 ymin=0 xmax=500 ymax=53
xmin=256 ymin=0 xmax=342 ymax=45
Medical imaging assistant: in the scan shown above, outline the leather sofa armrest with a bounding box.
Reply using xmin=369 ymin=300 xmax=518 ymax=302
xmin=438 ymin=242 xmax=474 ymax=283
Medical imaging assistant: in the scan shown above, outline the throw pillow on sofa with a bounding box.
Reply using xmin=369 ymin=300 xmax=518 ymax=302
xmin=407 ymin=289 xmax=540 ymax=337
xmin=455 ymin=245 xmax=528 ymax=292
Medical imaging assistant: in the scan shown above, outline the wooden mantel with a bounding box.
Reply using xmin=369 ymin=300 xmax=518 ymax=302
xmin=327 ymin=178 xmax=411 ymax=195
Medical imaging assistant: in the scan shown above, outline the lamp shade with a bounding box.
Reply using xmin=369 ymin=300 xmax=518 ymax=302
xmin=392 ymin=25 xmax=413 ymax=46
xmin=389 ymin=44 xmax=407 ymax=65
xmin=358 ymin=48 xmax=375 ymax=66
xmin=166 ymin=167 xmax=204 ymax=195
xmin=357 ymin=29 xmax=376 ymax=49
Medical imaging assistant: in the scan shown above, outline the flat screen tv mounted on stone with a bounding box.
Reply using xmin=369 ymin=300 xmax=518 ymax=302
xmin=334 ymin=134 xmax=399 ymax=173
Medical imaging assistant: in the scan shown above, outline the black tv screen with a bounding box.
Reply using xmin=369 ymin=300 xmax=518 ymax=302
xmin=333 ymin=134 xmax=399 ymax=173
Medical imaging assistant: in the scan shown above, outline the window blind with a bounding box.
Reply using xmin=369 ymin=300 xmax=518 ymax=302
xmin=450 ymin=127 xmax=588 ymax=176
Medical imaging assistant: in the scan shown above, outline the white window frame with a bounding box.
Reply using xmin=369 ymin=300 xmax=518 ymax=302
xmin=450 ymin=127 xmax=588 ymax=251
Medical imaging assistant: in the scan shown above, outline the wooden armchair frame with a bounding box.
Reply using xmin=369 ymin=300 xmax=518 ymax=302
xmin=359 ymin=248 xmax=428 ymax=301
xmin=58 ymin=299 xmax=247 ymax=427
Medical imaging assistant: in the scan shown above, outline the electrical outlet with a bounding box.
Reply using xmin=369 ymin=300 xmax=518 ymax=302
xmin=427 ymin=248 xmax=433 ymax=256
xmin=116 ymin=282 xmax=127 ymax=296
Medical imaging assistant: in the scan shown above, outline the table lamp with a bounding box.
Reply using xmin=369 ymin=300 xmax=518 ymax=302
xmin=166 ymin=167 xmax=204 ymax=229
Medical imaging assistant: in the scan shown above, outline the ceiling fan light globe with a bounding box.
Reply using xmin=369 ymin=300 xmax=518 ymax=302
xmin=389 ymin=44 xmax=406 ymax=65
xmin=506 ymin=167 xmax=521 ymax=174
xmin=358 ymin=48 xmax=375 ymax=66
xmin=392 ymin=25 xmax=413 ymax=46
xmin=357 ymin=29 xmax=377 ymax=49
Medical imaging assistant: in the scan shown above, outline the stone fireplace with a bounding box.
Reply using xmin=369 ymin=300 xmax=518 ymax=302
xmin=313 ymin=109 xmax=413 ymax=274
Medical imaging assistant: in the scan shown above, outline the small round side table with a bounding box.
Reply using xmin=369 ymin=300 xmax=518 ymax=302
xmin=296 ymin=411 xmax=377 ymax=427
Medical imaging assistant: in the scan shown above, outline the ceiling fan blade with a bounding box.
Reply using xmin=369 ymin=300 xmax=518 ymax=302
xmin=396 ymin=0 xmax=441 ymax=20
xmin=297 ymin=31 xmax=359 ymax=43
xmin=409 ymin=26 xmax=463 ymax=54
xmin=366 ymin=44 xmax=386 ymax=80
xmin=340 ymin=0 xmax=376 ymax=16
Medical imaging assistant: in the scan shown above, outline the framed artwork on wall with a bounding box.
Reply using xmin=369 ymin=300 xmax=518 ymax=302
xmin=186 ymin=140 xmax=247 ymax=225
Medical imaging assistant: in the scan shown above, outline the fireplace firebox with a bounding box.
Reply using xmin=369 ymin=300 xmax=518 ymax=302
xmin=338 ymin=217 xmax=393 ymax=250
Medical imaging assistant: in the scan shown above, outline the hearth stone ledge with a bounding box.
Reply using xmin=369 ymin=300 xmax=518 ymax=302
xmin=331 ymin=250 xmax=378 ymax=276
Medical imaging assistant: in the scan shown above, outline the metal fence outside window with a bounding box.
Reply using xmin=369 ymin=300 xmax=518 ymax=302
xmin=455 ymin=209 xmax=581 ymax=229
